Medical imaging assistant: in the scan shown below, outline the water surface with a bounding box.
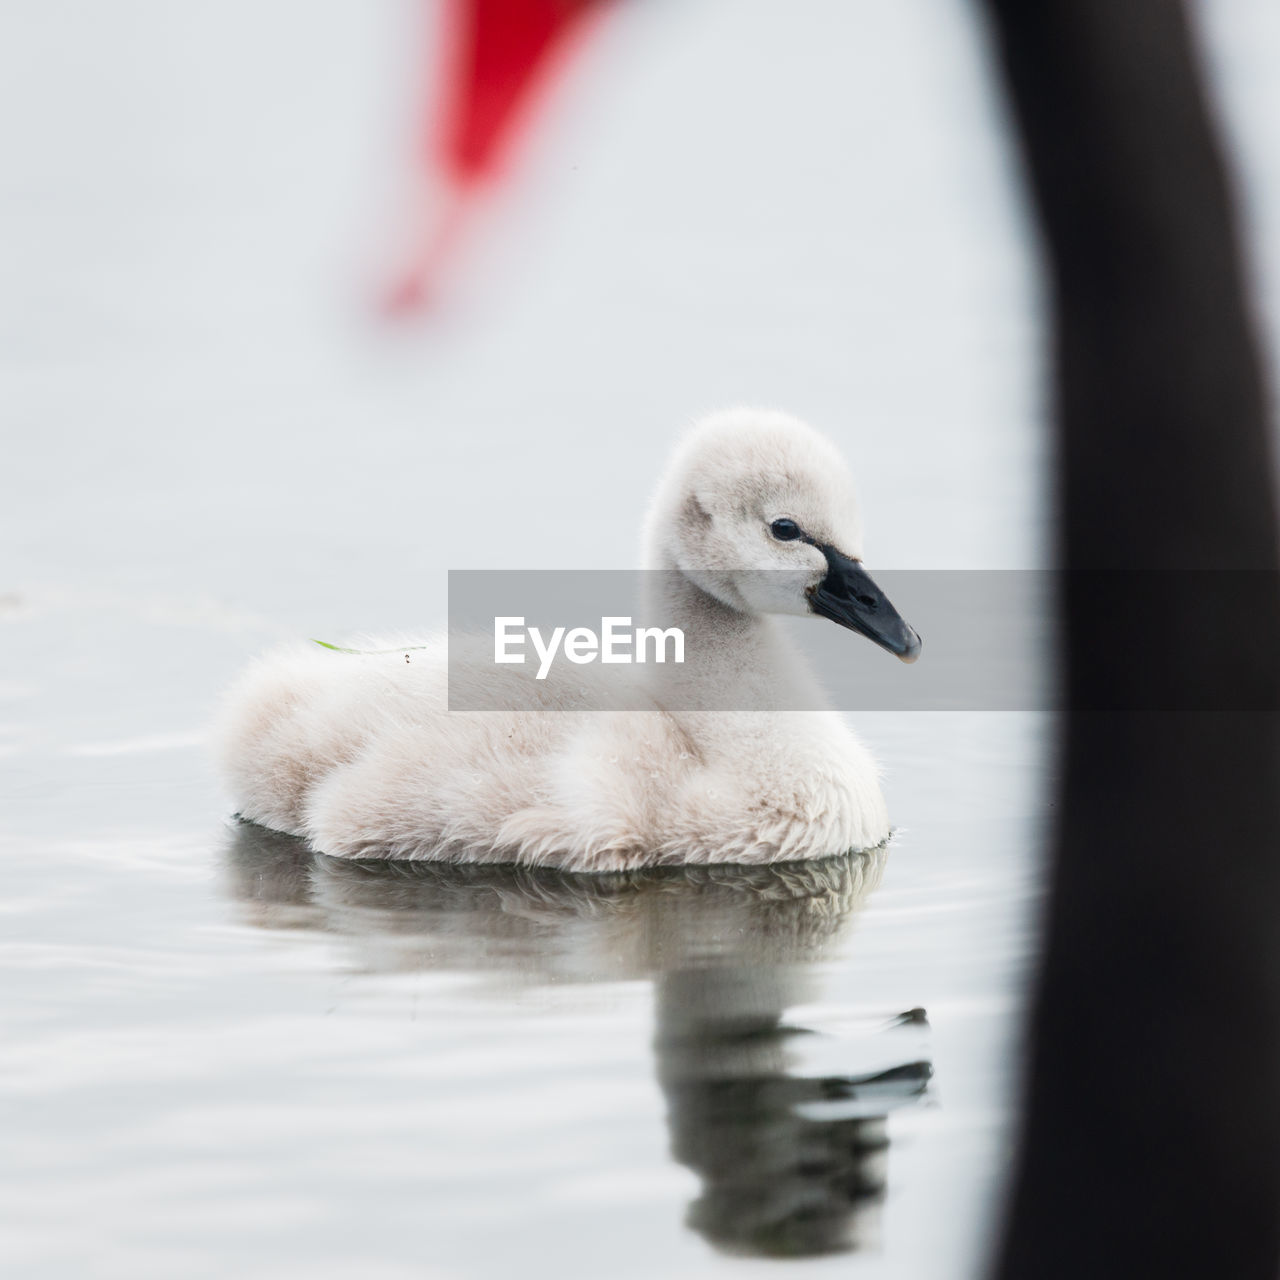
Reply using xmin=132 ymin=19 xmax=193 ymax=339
xmin=2 ymin=669 xmax=1046 ymax=1278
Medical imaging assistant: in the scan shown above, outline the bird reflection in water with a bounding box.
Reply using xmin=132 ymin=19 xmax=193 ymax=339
xmin=224 ymin=821 xmax=932 ymax=1258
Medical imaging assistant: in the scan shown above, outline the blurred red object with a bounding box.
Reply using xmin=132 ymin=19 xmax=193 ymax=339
xmin=386 ymin=0 xmax=612 ymax=314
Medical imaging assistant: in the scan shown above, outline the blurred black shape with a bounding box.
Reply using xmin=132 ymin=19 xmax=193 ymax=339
xmin=981 ymin=3 xmax=1280 ymax=1277
xmin=224 ymin=820 xmax=929 ymax=1258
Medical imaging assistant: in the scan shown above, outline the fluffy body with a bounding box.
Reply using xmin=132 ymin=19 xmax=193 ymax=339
xmin=216 ymin=410 xmax=895 ymax=870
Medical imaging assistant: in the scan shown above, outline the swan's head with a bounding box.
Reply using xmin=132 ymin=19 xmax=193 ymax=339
xmin=644 ymin=409 xmax=921 ymax=662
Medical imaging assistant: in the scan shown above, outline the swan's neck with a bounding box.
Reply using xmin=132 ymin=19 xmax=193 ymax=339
xmin=640 ymin=566 xmax=825 ymax=712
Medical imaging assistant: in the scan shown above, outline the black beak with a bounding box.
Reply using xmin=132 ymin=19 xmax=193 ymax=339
xmin=807 ymin=546 xmax=922 ymax=663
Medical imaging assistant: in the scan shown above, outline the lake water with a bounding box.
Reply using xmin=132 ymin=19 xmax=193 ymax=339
xmin=2 ymin=683 xmax=1048 ymax=1279
xmin=3 ymin=2 xmax=1279 ymax=1277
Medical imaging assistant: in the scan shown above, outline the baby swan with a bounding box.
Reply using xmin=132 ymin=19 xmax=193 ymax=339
xmin=215 ymin=409 xmax=920 ymax=871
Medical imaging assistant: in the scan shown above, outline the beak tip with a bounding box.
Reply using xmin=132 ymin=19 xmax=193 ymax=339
xmin=897 ymin=631 xmax=922 ymax=664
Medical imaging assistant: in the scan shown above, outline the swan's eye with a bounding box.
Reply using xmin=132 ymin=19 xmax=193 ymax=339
xmin=770 ymin=518 xmax=802 ymax=542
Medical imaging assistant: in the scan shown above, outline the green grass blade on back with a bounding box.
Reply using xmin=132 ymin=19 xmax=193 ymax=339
xmin=311 ymin=639 xmax=434 ymax=655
